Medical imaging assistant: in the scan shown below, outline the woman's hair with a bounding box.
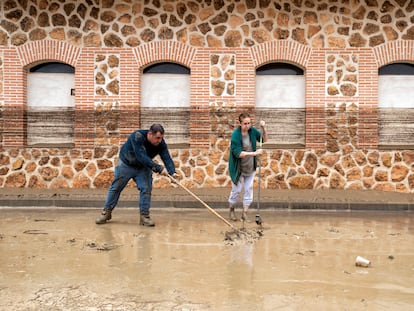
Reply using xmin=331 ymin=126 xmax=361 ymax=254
xmin=149 ymin=123 xmax=165 ymax=135
xmin=238 ymin=112 xmax=251 ymax=122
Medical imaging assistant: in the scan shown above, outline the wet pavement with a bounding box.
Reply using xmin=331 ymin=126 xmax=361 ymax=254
xmin=0 ymin=208 xmax=413 ymax=310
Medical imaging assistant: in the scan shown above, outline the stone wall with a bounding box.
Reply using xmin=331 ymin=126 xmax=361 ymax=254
xmin=0 ymin=0 xmax=413 ymax=193
xmin=1 ymin=0 xmax=413 ymax=48
xmin=0 ymin=143 xmax=413 ymax=193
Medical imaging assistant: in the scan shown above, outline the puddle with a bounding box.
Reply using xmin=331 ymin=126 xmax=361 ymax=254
xmin=0 ymin=208 xmax=413 ymax=310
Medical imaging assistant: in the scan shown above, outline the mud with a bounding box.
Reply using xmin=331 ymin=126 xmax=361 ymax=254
xmin=224 ymin=227 xmax=264 ymax=245
xmin=0 ymin=208 xmax=413 ymax=310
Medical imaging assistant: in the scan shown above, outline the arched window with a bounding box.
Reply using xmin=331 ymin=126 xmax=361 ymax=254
xmin=27 ymin=62 xmax=75 ymax=147
xmin=255 ymin=62 xmax=305 ymax=148
xmin=141 ymin=62 xmax=190 ymax=147
xmin=378 ymin=63 xmax=414 ymax=149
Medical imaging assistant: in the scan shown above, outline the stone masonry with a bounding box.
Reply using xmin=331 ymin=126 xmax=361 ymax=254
xmin=0 ymin=0 xmax=413 ymax=193
xmin=1 ymin=0 xmax=413 ymax=48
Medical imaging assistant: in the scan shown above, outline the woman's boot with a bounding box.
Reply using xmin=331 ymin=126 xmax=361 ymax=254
xmin=229 ymin=205 xmax=237 ymax=221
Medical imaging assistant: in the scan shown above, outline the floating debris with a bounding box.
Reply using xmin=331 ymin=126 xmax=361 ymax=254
xmin=23 ymin=230 xmax=48 ymax=235
xmin=86 ymin=241 xmax=121 ymax=251
xmin=328 ymin=227 xmax=340 ymax=233
xmin=355 ymin=256 xmax=371 ymax=267
xmin=34 ymin=219 xmax=55 ymax=222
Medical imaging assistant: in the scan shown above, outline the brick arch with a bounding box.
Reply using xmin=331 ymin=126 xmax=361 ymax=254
xmin=249 ymin=41 xmax=312 ymax=69
xmin=251 ymin=41 xmax=309 ymax=149
xmin=133 ymin=41 xmax=195 ymax=147
xmin=16 ymin=40 xmax=81 ymax=67
xmin=373 ymin=40 xmax=414 ymax=68
xmin=133 ymin=41 xmax=196 ymax=69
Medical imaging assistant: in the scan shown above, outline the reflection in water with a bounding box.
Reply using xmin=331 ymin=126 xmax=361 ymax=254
xmin=230 ymin=244 xmax=254 ymax=266
xmin=226 ymin=244 xmax=255 ymax=307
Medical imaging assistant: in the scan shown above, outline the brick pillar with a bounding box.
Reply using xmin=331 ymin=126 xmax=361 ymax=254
xmin=305 ymin=50 xmax=326 ymax=149
xmin=75 ymin=48 xmax=95 ymax=148
xmin=356 ymin=49 xmax=378 ymax=149
xmin=2 ymin=48 xmax=25 ymax=147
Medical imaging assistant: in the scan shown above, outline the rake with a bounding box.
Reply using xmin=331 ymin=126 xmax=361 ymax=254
xmin=255 ymin=136 xmax=263 ymax=227
xmin=168 ymin=175 xmax=238 ymax=231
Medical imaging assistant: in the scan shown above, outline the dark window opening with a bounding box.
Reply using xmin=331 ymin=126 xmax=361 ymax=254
xmin=30 ymin=62 xmax=75 ymax=73
xmin=143 ymin=62 xmax=190 ymax=74
xmin=379 ymin=63 xmax=414 ymax=75
xmin=256 ymin=63 xmax=304 ymax=75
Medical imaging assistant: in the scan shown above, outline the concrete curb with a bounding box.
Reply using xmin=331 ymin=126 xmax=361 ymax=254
xmin=0 ymin=188 xmax=412 ymax=211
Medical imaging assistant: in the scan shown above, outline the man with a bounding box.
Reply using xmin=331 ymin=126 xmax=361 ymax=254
xmin=228 ymin=113 xmax=267 ymax=222
xmin=95 ymin=124 xmax=178 ymax=226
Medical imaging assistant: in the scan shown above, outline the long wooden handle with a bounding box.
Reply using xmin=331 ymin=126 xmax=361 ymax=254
xmin=168 ymin=175 xmax=236 ymax=230
xmin=257 ymin=135 xmax=263 ymax=213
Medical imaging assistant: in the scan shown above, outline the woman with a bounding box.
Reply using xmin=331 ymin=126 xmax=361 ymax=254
xmin=228 ymin=113 xmax=267 ymax=221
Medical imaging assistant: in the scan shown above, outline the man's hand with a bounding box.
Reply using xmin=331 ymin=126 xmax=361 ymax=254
xmin=259 ymin=120 xmax=268 ymax=143
xmin=255 ymin=149 xmax=263 ymax=156
xmin=160 ymin=169 xmax=179 ymax=179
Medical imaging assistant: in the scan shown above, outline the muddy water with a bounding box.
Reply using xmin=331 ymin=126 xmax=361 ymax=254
xmin=0 ymin=208 xmax=413 ymax=310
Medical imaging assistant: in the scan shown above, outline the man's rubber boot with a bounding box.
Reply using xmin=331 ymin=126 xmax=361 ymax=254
xmin=95 ymin=209 xmax=112 ymax=224
xmin=140 ymin=215 xmax=155 ymax=227
xmin=229 ymin=205 xmax=237 ymax=221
